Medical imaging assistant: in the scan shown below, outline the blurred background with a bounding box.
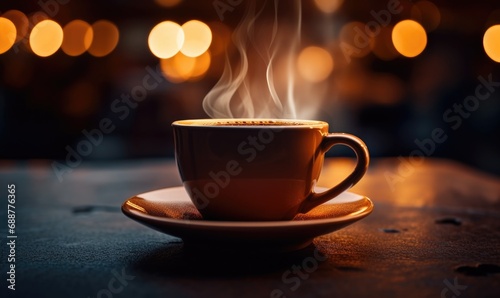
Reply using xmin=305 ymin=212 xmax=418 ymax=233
xmin=0 ymin=0 xmax=499 ymax=175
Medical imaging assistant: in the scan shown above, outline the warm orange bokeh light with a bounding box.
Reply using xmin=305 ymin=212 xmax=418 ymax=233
xmin=180 ymin=20 xmax=212 ymax=57
xmin=314 ymin=0 xmax=344 ymax=14
xmin=160 ymin=51 xmax=211 ymax=83
xmin=155 ymin=0 xmax=182 ymax=7
xmin=88 ymin=20 xmax=119 ymax=57
xmin=161 ymin=54 xmax=195 ymax=83
xmin=148 ymin=21 xmax=184 ymax=59
xmin=62 ymin=20 xmax=93 ymax=56
xmin=392 ymin=20 xmax=427 ymax=58
xmin=2 ymin=10 xmax=29 ymax=43
xmin=483 ymin=25 xmax=500 ymax=63
xmin=0 ymin=17 xmax=16 ymax=54
xmin=189 ymin=51 xmax=211 ymax=78
xmin=297 ymin=46 xmax=334 ymax=83
xmin=30 ymin=20 xmax=63 ymax=57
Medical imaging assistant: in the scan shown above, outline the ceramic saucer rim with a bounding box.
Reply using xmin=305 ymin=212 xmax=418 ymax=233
xmin=122 ymin=186 xmax=374 ymax=228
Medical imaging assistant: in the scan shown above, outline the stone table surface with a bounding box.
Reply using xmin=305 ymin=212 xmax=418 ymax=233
xmin=1 ymin=158 xmax=500 ymax=298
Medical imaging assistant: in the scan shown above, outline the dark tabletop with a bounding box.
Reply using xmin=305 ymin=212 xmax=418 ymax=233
xmin=1 ymin=158 xmax=499 ymax=298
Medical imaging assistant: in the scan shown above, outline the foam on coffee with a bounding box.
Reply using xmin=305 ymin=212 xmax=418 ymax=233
xmin=175 ymin=119 xmax=324 ymax=127
xmin=210 ymin=120 xmax=303 ymax=126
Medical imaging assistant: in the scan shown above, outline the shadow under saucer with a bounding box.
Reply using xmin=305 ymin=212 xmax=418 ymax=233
xmin=131 ymin=242 xmax=327 ymax=278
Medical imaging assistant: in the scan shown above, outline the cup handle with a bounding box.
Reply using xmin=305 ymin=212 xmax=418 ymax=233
xmin=299 ymin=133 xmax=370 ymax=214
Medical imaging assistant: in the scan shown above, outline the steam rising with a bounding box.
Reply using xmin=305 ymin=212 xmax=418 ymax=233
xmin=204 ymin=0 xmax=315 ymax=119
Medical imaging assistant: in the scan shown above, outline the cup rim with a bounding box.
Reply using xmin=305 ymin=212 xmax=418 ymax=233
xmin=172 ymin=118 xmax=327 ymax=128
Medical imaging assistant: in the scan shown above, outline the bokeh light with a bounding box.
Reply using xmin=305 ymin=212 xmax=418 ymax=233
xmin=297 ymin=46 xmax=333 ymax=83
xmin=155 ymin=0 xmax=182 ymax=7
xmin=2 ymin=10 xmax=29 ymax=43
xmin=483 ymin=25 xmax=500 ymax=63
xmin=148 ymin=21 xmax=184 ymax=59
xmin=88 ymin=20 xmax=119 ymax=57
xmin=160 ymin=51 xmax=211 ymax=83
xmin=21 ymin=12 xmax=49 ymax=53
xmin=0 ymin=17 xmax=17 ymax=54
xmin=314 ymin=0 xmax=344 ymax=14
xmin=30 ymin=20 xmax=63 ymax=57
xmin=189 ymin=51 xmax=211 ymax=78
xmin=392 ymin=20 xmax=427 ymax=58
xmin=410 ymin=0 xmax=441 ymax=31
xmin=62 ymin=20 xmax=93 ymax=56
xmin=180 ymin=20 xmax=212 ymax=57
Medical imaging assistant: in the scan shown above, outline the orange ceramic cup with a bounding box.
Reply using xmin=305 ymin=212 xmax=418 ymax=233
xmin=172 ymin=119 xmax=369 ymax=221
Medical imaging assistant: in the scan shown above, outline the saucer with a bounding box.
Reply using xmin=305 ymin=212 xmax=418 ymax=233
xmin=122 ymin=187 xmax=373 ymax=252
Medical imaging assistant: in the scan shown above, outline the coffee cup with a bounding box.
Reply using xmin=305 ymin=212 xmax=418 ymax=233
xmin=172 ymin=119 xmax=369 ymax=221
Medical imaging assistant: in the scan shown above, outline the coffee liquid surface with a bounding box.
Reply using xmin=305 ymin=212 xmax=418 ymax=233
xmin=202 ymin=120 xmax=307 ymax=126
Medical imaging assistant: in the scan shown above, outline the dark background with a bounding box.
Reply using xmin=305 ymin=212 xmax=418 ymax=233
xmin=0 ymin=0 xmax=499 ymax=175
